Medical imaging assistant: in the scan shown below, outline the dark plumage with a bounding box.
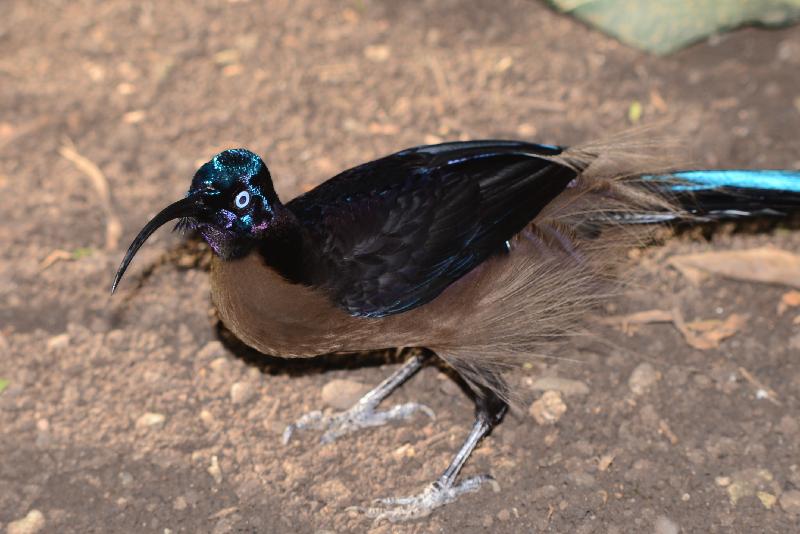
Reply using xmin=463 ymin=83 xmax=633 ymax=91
xmin=288 ymin=140 xmax=574 ymax=316
xmin=112 ymin=140 xmax=800 ymax=521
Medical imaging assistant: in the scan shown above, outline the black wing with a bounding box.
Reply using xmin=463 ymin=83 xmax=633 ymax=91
xmin=287 ymin=140 xmax=577 ymax=317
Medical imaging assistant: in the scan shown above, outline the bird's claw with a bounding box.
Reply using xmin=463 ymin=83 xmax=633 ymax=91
xmin=282 ymin=401 xmax=435 ymax=444
xmin=351 ymin=475 xmax=498 ymax=522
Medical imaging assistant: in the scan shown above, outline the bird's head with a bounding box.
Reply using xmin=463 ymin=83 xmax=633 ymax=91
xmin=112 ymin=148 xmax=280 ymax=293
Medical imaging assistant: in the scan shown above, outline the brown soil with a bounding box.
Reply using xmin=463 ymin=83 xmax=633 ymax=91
xmin=2 ymin=1 xmax=800 ymax=532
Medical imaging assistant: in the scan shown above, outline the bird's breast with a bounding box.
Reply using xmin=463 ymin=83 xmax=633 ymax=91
xmin=208 ymin=245 xmax=542 ymax=361
xmin=210 ymin=253 xmax=410 ymax=357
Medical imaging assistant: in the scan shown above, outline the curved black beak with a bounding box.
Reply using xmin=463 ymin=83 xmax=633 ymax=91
xmin=111 ymin=196 xmax=203 ymax=294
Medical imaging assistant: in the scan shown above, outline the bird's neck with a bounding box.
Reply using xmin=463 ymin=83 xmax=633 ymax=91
xmin=252 ymin=205 xmax=311 ymax=285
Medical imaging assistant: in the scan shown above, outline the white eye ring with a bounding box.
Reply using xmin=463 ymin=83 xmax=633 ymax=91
xmin=234 ymin=190 xmax=250 ymax=209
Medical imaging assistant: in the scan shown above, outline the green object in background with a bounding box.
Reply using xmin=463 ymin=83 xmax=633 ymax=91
xmin=549 ymin=0 xmax=800 ymax=54
xmin=0 ymin=378 xmax=8 ymax=394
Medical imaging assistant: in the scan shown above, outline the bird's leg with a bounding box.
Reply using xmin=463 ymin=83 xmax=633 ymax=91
xmin=283 ymin=353 xmax=435 ymax=444
xmin=359 ymin=380 xmax=508 ymax=522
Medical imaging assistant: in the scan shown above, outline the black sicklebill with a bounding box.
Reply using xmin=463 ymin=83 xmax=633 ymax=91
xmin=112 ymin=140 xmax=800 ymax=521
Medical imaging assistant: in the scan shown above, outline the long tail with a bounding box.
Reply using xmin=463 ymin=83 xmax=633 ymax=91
xmin=636 ymin=170 xmax=800 ymax=223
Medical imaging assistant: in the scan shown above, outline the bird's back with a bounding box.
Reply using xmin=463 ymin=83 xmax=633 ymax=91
xmin=286 ymin=140 xmax=579 ymax=317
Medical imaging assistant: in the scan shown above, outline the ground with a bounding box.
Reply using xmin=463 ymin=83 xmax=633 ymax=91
xmin=1 ymin=1 xmax=800 ymax=532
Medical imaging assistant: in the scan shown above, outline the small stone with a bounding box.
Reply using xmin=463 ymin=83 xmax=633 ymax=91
xmin=757 ymin=491 xmax=777 ymax=509
xmin=654 ymin=515 xmax=679 ymax=534
xmin=320 ymin=379 xmax=370 ymax=410
xmin=780 ymin=489 xmax=800 ymax=515
xmin=198 ymin=341 xmax=226 ymax=361
xmin=439 ymin=378 xmax=461 ymax=396
xmin=136 ymin=412 xmax=166 ymax=429
xmin=777 ymin=39 xmax=800 ymax=64
xmin=780 ymin=415 xmax=800 ymax=437
xmin=497 ymin=509 xmax=511 ymax=521
xmin=208 ymin=455 xmax=223 ymax=484
xmin=598 ymin=454 xmax=615 ymax=472
xmin=230 ymin=382 xmax=255 ymax=405
xmin=199 ymin=410 xmax=216 ymax=428
xmin=313 ymin=479 xmax=352 ymax=505
xmin=7 ymin=509 xmax=46 ymax=534
xmin=173 ymin=496 xmax=188 ymax=511
xmin=46 ymin=333 xmax=69 ymax=351
xmin=532 ymin=485 xmax=559 ymax=500
xmin=209 ymin=357 xmax=230 ymax=373
xmin=529 ymin=391 xmax=567 ymax=425
xmin=628 ymin=363 xmax=661 ymax=395
xmin=569 ymin=471 xmax=596 ymax=487
xmin=482 ymin=515 xmax=494 ymax=527
xmin=391 ymin=443 xmax=416 ymax=459
xmin=35 ymin=432 xmax=51 ymax=448
xmin=530 ymin=376 xmax=590 ymax=396
xmin=119 ymin=471 xmax=134 ymax=487
xmin=517 ymin=123 xmax=537 ymax=137
xmin=364 ymin=44 xmax=391 ymax=62
xmin=726 ymin=468 xmax=777 ymax=505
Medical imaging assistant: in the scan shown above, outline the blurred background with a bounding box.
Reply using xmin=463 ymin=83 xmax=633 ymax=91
xmin=1 ymin=1 xmax=799 ymax=532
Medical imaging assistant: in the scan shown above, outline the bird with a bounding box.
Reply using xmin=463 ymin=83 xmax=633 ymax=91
xmin=111 ymin=139 xmax=800 ymax=521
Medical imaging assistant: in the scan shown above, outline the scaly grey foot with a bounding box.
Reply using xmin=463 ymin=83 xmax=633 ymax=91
xmin=282 ymin=400 xmax=435 ymax=444
xmin=355 ymin=475 xmax=498 ymax=522
xmin=283 ymin=354 xmax=433 ymax=444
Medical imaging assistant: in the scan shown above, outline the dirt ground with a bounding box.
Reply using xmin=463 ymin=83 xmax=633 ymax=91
xmin=2 ymin=1 xmax=800 ymax=532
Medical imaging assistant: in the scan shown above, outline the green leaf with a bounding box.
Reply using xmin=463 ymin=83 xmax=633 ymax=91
xmin=0 ymin=378 xmax=9 ymax=394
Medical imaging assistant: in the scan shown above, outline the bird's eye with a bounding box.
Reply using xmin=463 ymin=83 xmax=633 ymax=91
xmin=234 ymin=190 xmax=250 ymax=209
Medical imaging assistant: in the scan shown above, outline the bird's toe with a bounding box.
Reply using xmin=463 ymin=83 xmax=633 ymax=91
xmin=359 ymin=475 xmax=497 ymax=522
xmin=284 ymin=401 xmax=435 ymax=445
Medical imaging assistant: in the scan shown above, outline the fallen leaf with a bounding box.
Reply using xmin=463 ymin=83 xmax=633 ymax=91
xmin=39 ymin=249 xmax=72 ymax=270
xmin=669 ymin=247 xmax=800 ymax=288
xmin=778 ymin=290 xmax=800 ymax=315
xmin=208 ymin=505 xmax=238 ymax=520
xmin=601 ymin=309 xmax=674 ymax=335
xmin=602 ymin=308 xmax=746 ymax=350
xmin=60 ymin=141 xmax=122 ymax=251
xmin=668 ymin=262 xmax=707 ymax=285
xmin=0 ymin=378 xmax=8 ymax=394
xmin=674 ymin=310 xmax=747 ymax=350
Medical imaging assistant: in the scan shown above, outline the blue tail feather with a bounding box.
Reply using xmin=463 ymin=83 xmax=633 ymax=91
xmin=634 ymin=169 xmax=800 ymax=223
xmin=649 ymin=170 xmax=800 ymax=193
